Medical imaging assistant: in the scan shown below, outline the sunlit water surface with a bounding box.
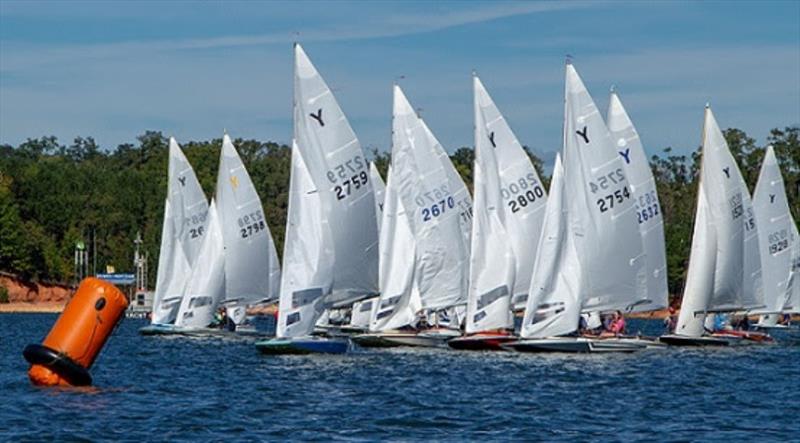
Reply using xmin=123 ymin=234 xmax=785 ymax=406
xmin=1 ymin=314 xmax=798 ymax=441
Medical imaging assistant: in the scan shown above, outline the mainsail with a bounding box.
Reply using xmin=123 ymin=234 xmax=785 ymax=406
xmin=465 ymin=76 xmax=517 ymax=334
xmin=753 ymin=145 xmax=799 ymax=324
xmin=607 ymin=90 xmax=668 ymax=312
xmin=216 ymin=134 xmax=281 ymax=324
xmin=391 ymin=85 xmax=469 ymax=311
xmin=472 ymin=75 xmax=548 ymax=313
xmin=276 ymin=143 xmax=333 ymax=338
xmin=174 ymin=200 xmax=226 ymax=329
xmin=293 ymin=43 xmax=379 ymax=307
xmin=675 ymin=106 xmax=763 ymax=336
xmin=562 ymin=63 xmax=645 ymax=313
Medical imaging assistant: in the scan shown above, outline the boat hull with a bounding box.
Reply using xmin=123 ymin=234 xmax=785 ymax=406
xmin=658 ymin=334 xmax=730 ymax=346
xmin=255 ymin=337 xmax=349 ymax=355
xmin=711 ymin=330 xmax=773 ymax=344
xmin=351 ymin=333 xmax=405 ymax=348
xmin=505 ymin=337 xmax=643 ymax=353
xmin=381 ymin=329 xmax=461 ymax=348
xmin=447 ymin=333 xmax=517 ymax=351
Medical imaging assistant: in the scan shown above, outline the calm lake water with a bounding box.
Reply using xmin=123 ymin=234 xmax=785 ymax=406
xmin=1 ymin=314 xmax=798 ymax=441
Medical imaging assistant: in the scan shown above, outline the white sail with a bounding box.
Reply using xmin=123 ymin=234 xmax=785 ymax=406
xmin=371 ymin=165 xmax=422 ymax=331
xmin=168 ymin=137 xmax=209 ymax=267
xmin=151 ymin=200 xmax=190 ymax=324
xmin=674 ymin=179 xmax=717 ymax=336
xmin=563 ymin=63 xmax=645 ymax=313
xmin=391 ymin=85 xmax=469 ymax=311
xmin=465 ymin=76 xmax=517 ymax=334
xmin=607 ymin=90 xmax=668 ymax=312
xmin=419 ymin=119 xmax=473 ymax=252
xmin=521 ymin=154 xmax=582 ymax=338
xmin=216 ymin=134 xmax=281 ymax=318
xmin=276 ymin=143 xmax=333 ymax=338
xmin=350 ymin=296 xmax=379 ymax=330
xmin=369 ymin=162 xmax=386 ymax=235
xmin=473 ymin=75 xmax=548 ymax=311
xmin=699 ymin=107 xmax=763 ymax=312
xmin=753 ymin=146 xmax=799 ymax=322
xmin=175 ymin=200 xmax=225 ymax=329
xmin=293 ymin=44 xmax=379 ymax=307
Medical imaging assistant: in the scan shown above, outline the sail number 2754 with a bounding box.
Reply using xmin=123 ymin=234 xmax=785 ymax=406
xmin=588 ymin=168 xmax=631 ymax=213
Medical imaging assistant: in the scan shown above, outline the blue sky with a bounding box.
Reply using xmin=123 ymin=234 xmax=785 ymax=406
xmin=1 ymin=0 xmax=798 ymax=161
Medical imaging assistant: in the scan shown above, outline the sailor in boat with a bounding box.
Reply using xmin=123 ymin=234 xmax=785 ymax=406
xmin=663 ymin=307 xmax=678 ymax=333
xmin=608 ymin=311 xmax=626 ymax=335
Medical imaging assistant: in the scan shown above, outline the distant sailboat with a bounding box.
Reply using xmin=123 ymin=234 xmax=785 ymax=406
xmin=141 ymin=138 xmax=209 ymax=335
xmin=661 ymin=105 xmax=766 ymax=346
xmin=216 ymin=134 xmax=281 ymax=329
xmin=751 ymin=146 xmax=799 ymax=332
xmin=508 ymin=62 xmax=647 ymax=353
xmin=450 ymin=74 xmax=548 ymax=351
xmin=256 ymin=44 xmax=379 ymax=354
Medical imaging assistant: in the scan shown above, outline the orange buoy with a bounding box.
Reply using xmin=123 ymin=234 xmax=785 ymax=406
xmin=23 ymin=277 xmax=128 ymax=387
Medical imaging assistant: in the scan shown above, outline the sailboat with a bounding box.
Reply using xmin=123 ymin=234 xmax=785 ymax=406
xmin=449 ymin=74 xmax=548 ymax=351
xmin=140 ymin=138 xmax=209 ymax=335
xmin=216 ymin=134 xmax=281 ymax=332
xmin=660 ymin=105 xmax=766 ymax=346
xmin=255 ymin=44 xmax=379 ymax=354
xmin=506 ymin=62 xmax=647 ymax=353
xmin=354 ymin=86 xmax=470 ymax=348
xmin=173 ymin=199 xmax=226 ymax=331
xmin=750 ymin=146 xmax=800 ymax=334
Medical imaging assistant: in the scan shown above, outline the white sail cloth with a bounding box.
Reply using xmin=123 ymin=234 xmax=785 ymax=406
xmin=151 ymin=138 xmax=209 ymax=324
xmin=276 ymin=143 xmax=333 ymax=338
xmin=753 ymin=146 xmax=799 ymax=324
xmin=473 ymin=76 xmax=547 ymax=312
xmin=607 ymin=91 xmax=668 ymax=312
xmin=293 ymin=44 xmax=379 ymax=308
xmin=371 ymin=166 xmax=422 ymax=331
xmin=174 ymin=200 xmax=226 ymax=329
xmin=675 ymin=106 xmax=763 ymax=337
xmin=369 ymin=162 xmax=386 ymax=235
xmin=521 ymin=154 xmax=582 ymax=338
xmin=216 ymin=134 xmax=281 ymax=322
xmin=390 ymin=85 xmax=470 ymax=312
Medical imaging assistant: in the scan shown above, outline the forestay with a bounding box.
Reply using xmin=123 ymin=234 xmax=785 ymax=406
xmin=276 ymin=143 xmax=333 ymax=338
xmin=521 ymin=154 xmax=582 ymax=338
xmin=371 ymin=166 xmax=422 ymax=331
xmin=175 ymin=200 xmax=226 ymax=329
xmin=607 ymin=91 xmax=668 ymax=312
xmin=216 ymin=134 xmax=281 ymax=324
xmin=563 ymin=63 xmax=645 ymax=313
xmin=473 ymin=75 xmax=548 ymax=312
xmin=753 ymin=146 xmax=799 ymax=324
xmin=466 ymin=76 xmax=518 ymax=334
xmin=293 ymin=44 xmax=379 ymax=307
xmin=391 ymin=85 xmax=469 ymax=311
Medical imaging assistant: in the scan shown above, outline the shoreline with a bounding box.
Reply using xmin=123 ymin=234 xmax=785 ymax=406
xmin=0 ymin=302 xmax=66 ymax=313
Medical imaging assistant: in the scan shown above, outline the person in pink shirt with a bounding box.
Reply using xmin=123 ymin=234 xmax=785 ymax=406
xmin=609 ymin=311 xmax=626 ymax=335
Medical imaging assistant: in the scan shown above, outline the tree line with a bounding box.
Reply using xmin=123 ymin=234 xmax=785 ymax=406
xmin=1 ymin=127 xmax=798 ymax=301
